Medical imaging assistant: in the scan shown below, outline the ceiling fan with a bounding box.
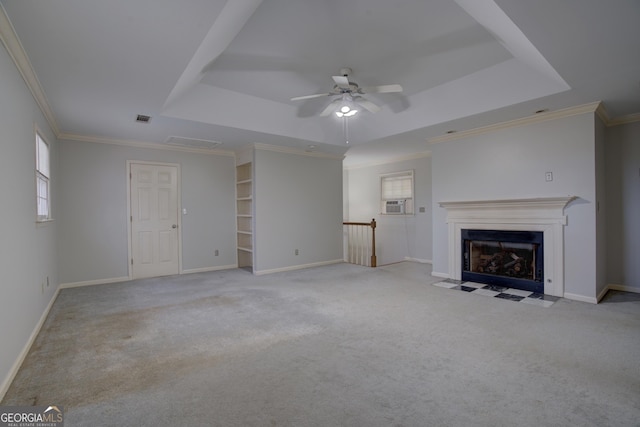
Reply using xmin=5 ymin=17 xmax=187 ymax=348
xmin=290 ymin=68 xmax=402 ymax=117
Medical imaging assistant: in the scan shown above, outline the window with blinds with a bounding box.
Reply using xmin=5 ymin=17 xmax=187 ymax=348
xmin=36 ymin=132 xmax=51 ymax=221
xmin=380 ymin=170 xmax=414 ymax=214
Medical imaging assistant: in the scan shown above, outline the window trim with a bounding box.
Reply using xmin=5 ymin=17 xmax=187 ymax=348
xmin=380 ymin=169 xmax=414 ymax=215
xmin=35 ymin=129 xmax=52 ymax=222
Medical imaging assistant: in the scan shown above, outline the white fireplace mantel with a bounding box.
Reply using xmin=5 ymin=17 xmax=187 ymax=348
xmin=439 ymin=197 xmax=576 ymax=297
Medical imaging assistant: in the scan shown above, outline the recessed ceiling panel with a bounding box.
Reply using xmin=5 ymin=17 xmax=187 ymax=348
xmin=200 ymin=0 xmax=513 ymax=103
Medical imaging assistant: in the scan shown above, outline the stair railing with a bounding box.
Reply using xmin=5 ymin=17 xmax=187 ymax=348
xmin=342 ymin=218 xmax=377 ymax=267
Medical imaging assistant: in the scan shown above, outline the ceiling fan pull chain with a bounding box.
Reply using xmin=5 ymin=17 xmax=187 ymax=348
xmin=344 ymin=117 xmax=349 ymax=144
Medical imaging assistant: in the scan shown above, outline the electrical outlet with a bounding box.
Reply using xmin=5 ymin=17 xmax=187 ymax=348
xmin=295 ymin=249 xmax=299 ymax=256
xmin=46 ymin=276 xmax=50 ymax=287
xmin=214 ymin=249 xmax=219 ymax=256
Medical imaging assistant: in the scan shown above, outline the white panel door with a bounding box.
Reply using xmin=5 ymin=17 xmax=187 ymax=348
xmin=130 ymin=163 xmax=179 ymax=279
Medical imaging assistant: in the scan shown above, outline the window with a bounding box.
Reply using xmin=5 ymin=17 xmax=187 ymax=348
xmin=36 ymin=132 xmax=51 ymax=221
xmin=380 ymin=170 xmax=414 ymax=214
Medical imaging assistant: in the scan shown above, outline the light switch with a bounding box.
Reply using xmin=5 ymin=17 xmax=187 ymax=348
xmin=545 ymin=172 xmax=553 ymax=182
xmin=182 ymin=208 xmax=187 ymax=215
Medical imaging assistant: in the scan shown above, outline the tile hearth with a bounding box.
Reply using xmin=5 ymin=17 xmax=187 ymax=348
xmin=434 ymin=279 xmax=560 ymax=307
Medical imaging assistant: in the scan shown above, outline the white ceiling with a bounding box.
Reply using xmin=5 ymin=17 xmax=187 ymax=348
xmin=1 ymin=0 xmax=639 ymax=166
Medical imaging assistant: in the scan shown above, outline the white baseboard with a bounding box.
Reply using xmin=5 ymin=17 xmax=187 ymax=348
xmin=182 ymin=264 xmax=237 ymax=274
xmin=0 ymin=288 xmax=61 ymax=401
xmin=596 ymin=285 xmax=611 ymax=303
xmin=431 ymin=271 xmax=450 ymax=279
xmin=59 ymin=265 xmax=241 ymax=289
xmin=564 ymin=292 xmax=598 ymax=304
xmin=254 ymin=259 xmax=344 ymax=276
xmin=564 ymin=283 xmax=640 ymax=304
xmin=607 ymin=283 xmax=640 ymax=294
xmin=59 ymin=276 xmax=130 ymax=289
xmin=404 ymin=257 xmax=432 ymax=264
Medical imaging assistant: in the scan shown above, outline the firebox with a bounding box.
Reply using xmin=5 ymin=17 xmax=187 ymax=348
xmin=462 ymin=229 xmax=544 ymax=293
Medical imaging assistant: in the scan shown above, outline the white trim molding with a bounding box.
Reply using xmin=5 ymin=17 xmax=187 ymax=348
xmin=253 ymin=143 xmax=345 ymax=160
xmin=59 ymin=276 xmax=130 ymax=289
xmin=181 ymin=264 xmax=238 ymax=274
xmin=429 ymin=103 xmax=601 ymax=144
xmin=254 ymin=259 xmax=344 ymax=276
xmin=405 ymin=257 xmax=432 ymax=264
xmin=1 ymin=288 xmax=60 ymax=401
xmin=0 ymin=4 xmax=59 ymax=135
xmin=608 ymin=283 xmax=640 ymax=294
xmin=439 ymin=197 xmax=576 ymax=297
xmin=344 ymin=152 xmax=431 ymax=171
xmin=60 ymin=133 xmax=236 ymax=157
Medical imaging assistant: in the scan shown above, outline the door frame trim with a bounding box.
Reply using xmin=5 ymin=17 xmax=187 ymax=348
xmin=126 ymin=160 xmax=182 ymax=279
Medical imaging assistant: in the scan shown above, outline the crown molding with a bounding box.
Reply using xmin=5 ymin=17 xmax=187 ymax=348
xmin=343 ymin=151 xmax=431 ymax=170
xmin=428 ymin=102 xmax=603 ymax=144
xmin=595 ymin=103 xmax=640 ymax=127
xmin=595 ymin=102 xmax=610 ymax=124
xmin=0 ymin=5 xmax=59 ymax=136
xmin=253 ymin=142 xmax=345 ymax=160
xmin=607 ymin=112 xmax=640 ymax=127
xmin=59 ymin=132 xmax=236 ymax=156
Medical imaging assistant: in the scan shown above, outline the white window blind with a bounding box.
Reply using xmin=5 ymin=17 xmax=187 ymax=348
xmin=36 ymin=132 xmax=51 ymax=221
xmin=381 ymin=173 xmax=413 ymax=200
xmin=380 ymin=170 xmax=414 ymax=214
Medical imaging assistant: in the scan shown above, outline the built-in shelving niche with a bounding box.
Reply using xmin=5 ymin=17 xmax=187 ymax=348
xmin=236 ymin=162 xmax=253 ymax=271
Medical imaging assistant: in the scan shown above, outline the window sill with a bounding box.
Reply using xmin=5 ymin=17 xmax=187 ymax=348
xmin=36 ymin=218 xmax=55 ymax=226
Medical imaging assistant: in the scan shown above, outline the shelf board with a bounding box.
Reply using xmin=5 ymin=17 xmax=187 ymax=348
xmin=237 ymin=214 xmax=252 ymax=218
xmin=237 ymin=230 xmax=252 ymax=235
xmin=237 ymin=247 xmax=253 ymax=253
xmin=236 ymin=179 xmax=252 ymax=185
xmin=237 ymin=196 xmax=252 ymax=201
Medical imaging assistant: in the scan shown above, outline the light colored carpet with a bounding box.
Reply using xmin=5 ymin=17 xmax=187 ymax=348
xmin=3 ymin=262 xmax=639 ymax=426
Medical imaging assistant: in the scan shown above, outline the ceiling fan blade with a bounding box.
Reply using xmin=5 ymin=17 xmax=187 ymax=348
xmin=320 ymin=99 xmax=341 ymax=117
xmin=291 ymin=92 xmax=332 ymax=101
xmin=360 ymin=84 xmax=403 ymax=94
xmin=332 ymin=75 xmax=350 ymax=89
xmin=354 ymin=96 xmax=381 ymax=113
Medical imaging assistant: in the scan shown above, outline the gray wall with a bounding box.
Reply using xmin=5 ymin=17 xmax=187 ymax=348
xmin=344 ymin=155 xmax=432 ymax=265
xmin=57 ymin=140 xmax=237 ymax=284
xmin=431 ymin=113 xmax=599 ymax=300
xmin=254 ymin=148 xmax=343 ymax=273
xmin=0 ymin=41 xmax=59 ymax=393
xmin=606 ymin=121 xmax=640 ymax=291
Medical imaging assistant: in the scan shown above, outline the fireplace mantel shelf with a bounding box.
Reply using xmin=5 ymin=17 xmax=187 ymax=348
xmin=439 ymin=196 xmax=577 ymax=297
xmin=439 ymin=196 xmax=577 ymax=211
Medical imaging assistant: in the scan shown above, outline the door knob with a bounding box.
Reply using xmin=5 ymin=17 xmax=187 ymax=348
xmin=172 ymin=224 xmax=177 ymax=229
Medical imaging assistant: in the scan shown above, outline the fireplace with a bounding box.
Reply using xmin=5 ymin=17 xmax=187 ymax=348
xmin=439 ymin=197 xmax=576 ymax=297
xmin=461 ymin=229 xmax=544 ymax=293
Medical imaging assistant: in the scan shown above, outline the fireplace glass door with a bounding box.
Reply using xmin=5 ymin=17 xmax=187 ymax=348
xmin=462 ymin=229 xmax=544 ymax=293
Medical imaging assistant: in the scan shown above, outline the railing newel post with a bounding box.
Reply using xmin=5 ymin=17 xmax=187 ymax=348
xmin=370 ymin=218 xmax=377 ymax=267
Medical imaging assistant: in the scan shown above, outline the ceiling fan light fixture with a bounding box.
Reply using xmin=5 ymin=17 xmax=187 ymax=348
xmin=336 ymin=94 xmax=358 ymax=117
xmin=291 ymin=68 xmax=400 ymax=118
xmin=335 ymin=108 xmax=358 ymax=118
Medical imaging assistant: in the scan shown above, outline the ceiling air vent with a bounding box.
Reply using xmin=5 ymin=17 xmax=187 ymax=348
xmin=164 ymin=136 xmax=222 ymax=150
xmin=135 ymin=114 xmax=152 ymax=123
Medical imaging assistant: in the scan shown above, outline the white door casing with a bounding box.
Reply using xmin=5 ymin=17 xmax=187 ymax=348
xmin=130 ymin=162 xmax=180 ymax=279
